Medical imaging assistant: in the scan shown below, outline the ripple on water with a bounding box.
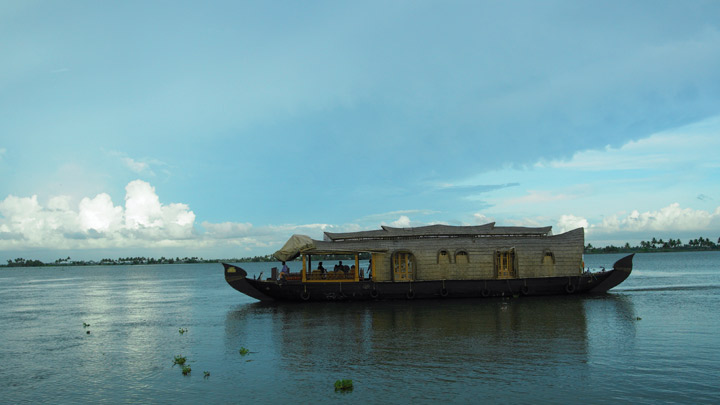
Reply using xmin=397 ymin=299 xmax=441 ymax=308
xmin=1 ymin=258 xmax=720 ymax=404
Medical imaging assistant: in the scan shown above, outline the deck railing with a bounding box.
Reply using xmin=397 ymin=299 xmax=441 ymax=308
xmin=280 ymin=269 xmax=366 ymax=282
xmin=304 ymin=269 xmax=365 ymax=281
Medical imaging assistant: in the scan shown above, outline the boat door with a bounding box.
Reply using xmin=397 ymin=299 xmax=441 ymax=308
xmin=496 ymin=250 xmax=516 ymax=279
xmin=392 ymin=252 xmax=414 ymax=282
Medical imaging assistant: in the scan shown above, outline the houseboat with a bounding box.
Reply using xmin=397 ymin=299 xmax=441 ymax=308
xmin=223 ymin=223 xmax=633 ymax=302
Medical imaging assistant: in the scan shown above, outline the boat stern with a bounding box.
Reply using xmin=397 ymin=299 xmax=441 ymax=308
xmin=587 ymin=253 xmax=634 ymax=293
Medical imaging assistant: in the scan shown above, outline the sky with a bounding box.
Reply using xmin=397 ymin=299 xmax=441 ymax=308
xmin=1 ymin=1 xmax=720 ymax=262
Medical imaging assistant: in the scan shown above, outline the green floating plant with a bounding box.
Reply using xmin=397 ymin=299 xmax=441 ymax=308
xmin=238 ymin=347 xmax=250 ymax=356
xmin=334 ymin=379 xmax=353 ymax=392
xmin=182 ymin=365 xmax=191 ymax=376
xmin=83 ymin=322 xmax=90 ymax=328
xmin=203 ymin=371 xmax=210 ymax=378
xmin=179 ymin=328 xmax=188 ymax=334
xmin=173 ymin=355 xmax=187 ymax=366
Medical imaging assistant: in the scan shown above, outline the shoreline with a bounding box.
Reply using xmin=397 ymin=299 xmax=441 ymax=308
xmin=2 ymin=248 xmax=719 ymax=268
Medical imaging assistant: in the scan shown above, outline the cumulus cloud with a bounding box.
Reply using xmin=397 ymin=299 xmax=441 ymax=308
xmin=557 ymin=203 xmax=720 ymax=235
xmin=599 ymin=203 xmax=719 ymax=233
xmin=79 ymin=193 xmax=123 ymax=232
xmin=0 ymin=181 xmax=350 ymax=258
xmin=4 ymin=180 xmax=717 ymax=260
xmin=380 ymin=215 xmax=449 ymax=229
xmin=0 ymin=180 xmax=195 ymax=250
xmin=125 ymin=180 xmax=164 ymax=229
xmin=557 ymin=214 xmax=590 ymax=233
xmin=390 ymin=215 xmax=412 ymax=228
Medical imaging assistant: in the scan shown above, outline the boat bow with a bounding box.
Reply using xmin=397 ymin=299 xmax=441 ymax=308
xmin=222 ymin=263 xmax=275 ymax=301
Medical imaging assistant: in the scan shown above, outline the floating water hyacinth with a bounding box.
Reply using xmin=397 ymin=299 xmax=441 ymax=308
xmin=334 ymin=379 xmax=353 ymax=392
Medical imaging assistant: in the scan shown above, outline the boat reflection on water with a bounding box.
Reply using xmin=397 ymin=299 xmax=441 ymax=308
xmin=224 ymin=295 xmax=637 ymax=398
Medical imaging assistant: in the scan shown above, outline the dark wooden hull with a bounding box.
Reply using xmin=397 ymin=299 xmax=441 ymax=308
xmin=223 ymin=254 xmax=633 ymax=302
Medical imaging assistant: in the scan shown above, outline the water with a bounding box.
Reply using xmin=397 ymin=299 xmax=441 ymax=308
xmin=1 ymin=252 xmax=719 ymax=404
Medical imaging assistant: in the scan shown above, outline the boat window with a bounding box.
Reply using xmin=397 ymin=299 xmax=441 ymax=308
xmin=542 ymin=250 xmax=555 ymax=265
xmin=455 ymin=251 xmax=469 ymax=264
xmin=438 ymin=250 xmax=450 ymax=264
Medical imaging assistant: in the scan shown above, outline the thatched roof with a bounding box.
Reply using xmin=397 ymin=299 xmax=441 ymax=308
xmin=273 ymin=234 xmax=315 ymax=262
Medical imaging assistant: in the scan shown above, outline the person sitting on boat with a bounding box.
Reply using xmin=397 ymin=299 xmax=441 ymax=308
xmin=334 ymin=261 xmax=343 ymax=272
xmin=317 ymin=262 xmax=326 ymax=274
xmin=279 ymin=261 xmax=290 ymax=279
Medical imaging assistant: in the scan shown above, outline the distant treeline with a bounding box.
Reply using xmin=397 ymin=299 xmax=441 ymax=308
xmin=585 ymin=237 xmax=720 ymax=254
xmin=3 ymin=256 xmax=227 ymax=268
xmin=1 ymin=253 xmax=368 ymax=268
xmin=3 ymin=238 xmax=717 ymax=267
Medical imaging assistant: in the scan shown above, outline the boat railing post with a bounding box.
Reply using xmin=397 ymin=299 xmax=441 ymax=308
xmin=355 ymin=254 xmax=359 ymax=282
xmin=302 ymin=255 xmax=307 ymax=283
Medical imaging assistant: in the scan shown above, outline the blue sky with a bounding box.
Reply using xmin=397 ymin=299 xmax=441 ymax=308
xmin=1 ymin=1 xmax=719 ymax=262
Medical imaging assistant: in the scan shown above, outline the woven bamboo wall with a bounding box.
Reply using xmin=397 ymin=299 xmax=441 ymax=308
xmin=368 ymin=228 xmax=583 ymax=281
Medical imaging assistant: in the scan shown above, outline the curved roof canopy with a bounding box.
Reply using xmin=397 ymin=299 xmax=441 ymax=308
xmin=274 ymin=223 xmax=556 ymax=261
xmin=323 ymin=222 xmax=552 ymax=241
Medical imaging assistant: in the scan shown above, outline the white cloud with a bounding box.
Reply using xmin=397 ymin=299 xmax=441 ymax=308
xmin=3 ymin=179 xmax=717 ymax=260
xmin=0 ymin=180 xmax=196 ymax=251
xmin=594 ymin=203 xmax=720 ymax=233
xmin=47 ymin=195 xmax=72 ymax=211
xmin=536 ymin=117 xmax=720 ymax=172
xmin=556 ymin=203 xmax=720 ymax=236
xmin=0 ymin=181 xmax=351 ymax=258
xmin=0 ymin=194 xmax=81 ymax=247
xmin=79 ymin=193 xmax=123 ymax=232
xmin=124 ymin=180 xmax=164 ymax=229
xmin=506 ymin=190 xmax=577 ymax=205
xmin=557 ymin=214 xmax=589 ymax=233
xmin=202 ymin=221 xmax=253 ymax=239
xmin=107 ymin=150 xmax=162 ymax=176
xmin=390 ymin=215 xmax=412 ymax=228
xmin=123 ymin=157 xmax=151 ymax=174
xmin=472 ymin=213 xmax=495 ymax=225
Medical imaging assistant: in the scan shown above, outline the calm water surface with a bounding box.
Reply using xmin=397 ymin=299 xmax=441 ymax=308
xmin=1 ymin=252 xmax=719 ymax=404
